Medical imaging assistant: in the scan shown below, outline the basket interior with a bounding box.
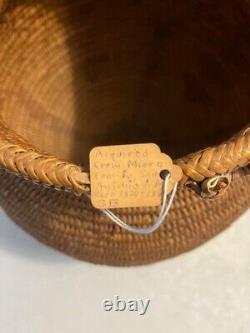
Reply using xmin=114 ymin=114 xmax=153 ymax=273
xmin=0 ymin=0 xmax=249 ymax=165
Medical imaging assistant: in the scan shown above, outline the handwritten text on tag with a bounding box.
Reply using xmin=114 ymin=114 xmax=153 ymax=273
xmin=89 ymin=143 xmax=182 ymax=209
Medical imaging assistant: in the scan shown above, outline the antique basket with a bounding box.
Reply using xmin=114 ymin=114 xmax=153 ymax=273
xmin=0 ymin=0 xmax=249 ymax=266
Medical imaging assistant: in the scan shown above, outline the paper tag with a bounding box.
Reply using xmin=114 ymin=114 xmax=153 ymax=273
xmin=89 ymin=143 xmax=183 ymax=209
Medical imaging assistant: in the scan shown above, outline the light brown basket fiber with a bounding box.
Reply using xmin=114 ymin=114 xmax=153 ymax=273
xmin=0 ymin=0 xmax=249 ymax=265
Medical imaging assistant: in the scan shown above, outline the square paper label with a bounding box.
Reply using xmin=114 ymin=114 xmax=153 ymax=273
xmin=89 ymin=143 xmax=182 ymax=209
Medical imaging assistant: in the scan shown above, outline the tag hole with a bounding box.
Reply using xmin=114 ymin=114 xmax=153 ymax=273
xmin=160 ymin=170 xmax=170 ymax=180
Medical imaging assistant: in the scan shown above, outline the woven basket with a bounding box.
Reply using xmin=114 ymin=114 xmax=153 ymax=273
xmin=0 ymin=0 xmax=249 ymax=266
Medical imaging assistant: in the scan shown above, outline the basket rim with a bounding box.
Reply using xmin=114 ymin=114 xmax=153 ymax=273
xmin=0 ymin=116 xmax=249 ymax=195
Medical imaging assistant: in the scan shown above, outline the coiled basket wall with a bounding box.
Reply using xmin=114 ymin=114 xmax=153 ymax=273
xmin=0 ymin=0 xmax=249 ymax=266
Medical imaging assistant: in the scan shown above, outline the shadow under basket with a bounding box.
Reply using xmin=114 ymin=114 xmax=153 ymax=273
xmin=0 ymin=0 xmax=249 ymax=265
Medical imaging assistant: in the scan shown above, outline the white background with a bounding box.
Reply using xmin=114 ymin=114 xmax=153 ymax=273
xmin=0 ymin=208 xmax=249 ymax=333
